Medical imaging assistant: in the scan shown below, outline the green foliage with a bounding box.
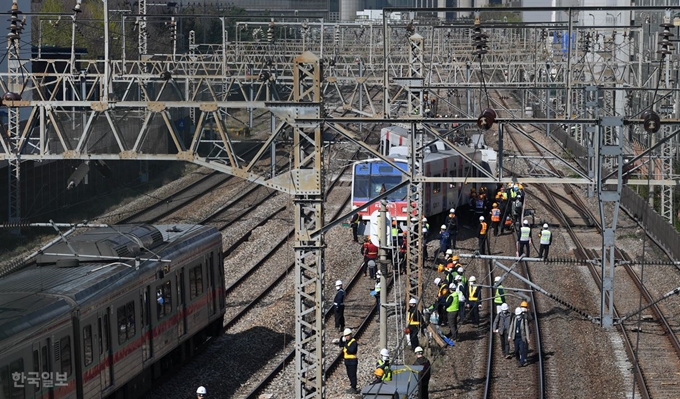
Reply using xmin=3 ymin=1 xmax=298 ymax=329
xmin=479 ymin=5 xmax=522 ymax=23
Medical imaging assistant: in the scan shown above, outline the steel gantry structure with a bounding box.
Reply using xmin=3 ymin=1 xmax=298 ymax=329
xmin=3 ymin=2 xmax=680 ymax=397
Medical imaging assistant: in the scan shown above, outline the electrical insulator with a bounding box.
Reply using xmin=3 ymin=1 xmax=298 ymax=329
xmin=641 ymin=110 xmax=660 ymax=133
xmin=334 ymin=25 xmax=340 ymax=45
xmin=657 ymin=23 xmax=674 ymax=56
xmin=477 ymin=108 xmax=497 ymax=130
xmin=8 ymin=1 xmax=21 ymax=40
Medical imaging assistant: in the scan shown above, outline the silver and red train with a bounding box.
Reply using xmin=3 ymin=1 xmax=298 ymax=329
xmin=352 ymin=125 xmax=498 ymax=236
xmin=0 ymin=224 xmax=225 ymax=398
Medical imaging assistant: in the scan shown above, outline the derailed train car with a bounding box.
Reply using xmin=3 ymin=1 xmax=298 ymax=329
xmin=0 ymin=224 xmax=225 ymax=398
xmin=352 ymin=125 xmax=498 ymax=236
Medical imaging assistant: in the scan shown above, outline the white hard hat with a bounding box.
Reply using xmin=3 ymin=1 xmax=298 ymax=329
xmin=197 ymin=386 xmax=207 ymax=395
xmin=479 ymin=216 xmax=485 ymax=221
xmin=434 ymin=277 xmax=441 ymax=285
xmin=445 ymin=249 xmax=453 ymax=255
xmin=343 ymin=328 xmax=353 ymax=336
xmin=368 ymin=260 xmax=376 ymax=267
xmin=449 ymin=283 xmax=456 ymax=290
xmin=523 ymin=220 xmax=529 ymax=225
xmin=422 ymin=217 xmax=427 ymax=222
xmin=409 ymin=298 xmax=417 ymax=305
xmin=469 ymin=276 xmax=477 ymax=283
xmin=450 ymin=208 xmax=455 ymax=213
xmin=515 ymin=307 xmax=522 ymax=315
xmin=414 ymin=346 xmax=424 ymax=353
xmin=441 ymin=225 xmax=447 ymax=230
xmin=501 ymin=303 xmax=509 ymax=311
xmin=543 ymin=223 xmax=549 ymax=229
xmin=380 ymin=348 xmax=390 ymax=358
xmin=494 ymin=276 xmax=501 ymax=282
xmin=335 ymin=280 xmax=342 ymax=287
xmin=457 ymin=267 xmax=464 ymax=273
xmin=454 ymin=275 xmax=462 ymax=281
xmin=376 ymin=269 xmax=382 ymax=276
xmin=422 ymin=227 xmax=428 ymax=233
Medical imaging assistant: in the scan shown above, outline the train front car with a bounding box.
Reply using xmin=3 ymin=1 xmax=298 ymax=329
xmin=351 ymin=158 xmax=409 ymax=236
xmin=351 ymin=126 xmax=499 ymax=238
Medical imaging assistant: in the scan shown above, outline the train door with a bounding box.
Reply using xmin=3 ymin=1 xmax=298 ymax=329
xmin=97 ymin=308 xmax=113 ymax=390
xmin=141 ymin=286 xmax=153 ymax=362
xmin=32 ymin=340 xmax=54 ymax=399
xmin=208 ymin=252 xmax=216 ymax=316
xmin=176 ymin=269 xmax=186 ymax=337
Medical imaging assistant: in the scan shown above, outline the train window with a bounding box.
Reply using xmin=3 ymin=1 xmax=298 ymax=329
xmin=433 ymin=174 xmax=441 ymax=194
xmin=117 ymin=301 xmax=136 ymax=345
xmin=190 ymin=265 xmax=203 ymax=300
xmin=0 ymin=359 xmax=26 ymax=399
xmin=60 ymin=336 xmax=71 ymax=377
xmin=83 ymin=326 xmax=93 ymax=366
xmin=33 ymin=351 xmax=39 ymax=373
xmin=41 ymin=346 xmax=48 ymax=373
xmin=352 ymin=176 xmax=370 ymax=198
xmin=0 ymin=364 xmax=9 ymax=399
xmin=157 ymin=282 xmax=172 ymax=320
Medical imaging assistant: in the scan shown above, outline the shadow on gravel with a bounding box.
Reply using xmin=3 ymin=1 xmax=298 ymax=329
xmin=201 ymin=326 xmax=294 ymax=398
xmin=540 ymin=306 xmax=574 ymax=318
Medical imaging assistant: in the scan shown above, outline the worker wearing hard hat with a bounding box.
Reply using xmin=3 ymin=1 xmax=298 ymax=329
xmin=492 ymin=303 xmax=513 ymax=358
xmin=538 ymin=223 xmax=552 ymax=260
xmin=516 ymin=220 xmax=532 ymax=257
xmin=435 ymin=224 xmax=450 ymax=261
xmin=407 ymin=298 xmax=424 ymax=350
xmin=375 ymin=348 xmax=392 ymax=381
xmin=435 ymin=277 xmax=448 ymax=326
xmin=508 ymin=307 xmax=531 ymax=367
xmin=478 ymin=216 xmax=488 ymax=255
xmin=413 ymin=346 xmax=432 ymax=399
xmin=466 ymin=276 xmax=482 ymax=327
xmin=493 ymin=276 xmax=507 ymax=316
xmin=445 ymin=208 xmax=458 ymax=250
xmin=196 ymin=386 xmax=207 ymax=398
xmin=333 ymin=280 xmax=346 ymax=332
xmin=490 ymin=203 xmax=502 ymax=236
xmin=337 ymin=328 xmax=360 ymax=393
xmin=444 ymin=280 xmax=460 ymax=341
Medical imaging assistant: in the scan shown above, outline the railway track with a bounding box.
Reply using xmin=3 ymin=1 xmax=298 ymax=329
xmin=499 ymin=90 xmax=680 ymax=398
xmin=484 ymin=256 xmax=545 ymax=399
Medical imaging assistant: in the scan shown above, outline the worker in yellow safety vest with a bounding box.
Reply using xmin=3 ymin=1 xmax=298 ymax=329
xmin=466 ymin=276 xmax=482 ymax=327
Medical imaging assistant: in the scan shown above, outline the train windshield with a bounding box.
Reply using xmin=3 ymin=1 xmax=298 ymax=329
xmin=353 ymin=162 xmax=408 ymax=201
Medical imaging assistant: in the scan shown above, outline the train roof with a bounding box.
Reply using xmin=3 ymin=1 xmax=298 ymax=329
xmin=0 ymin=224 xmax=218 ymax=342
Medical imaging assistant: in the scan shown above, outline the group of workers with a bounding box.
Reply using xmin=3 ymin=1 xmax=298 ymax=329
xmin=337 ymin=328 xmax=432 ymax=398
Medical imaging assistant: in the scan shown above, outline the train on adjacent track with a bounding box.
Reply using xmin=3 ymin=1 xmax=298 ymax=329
xmin=0 ymin=224 xmax=225 ymax=399
xmin=352 ymin=125 xmax=499 ymax=235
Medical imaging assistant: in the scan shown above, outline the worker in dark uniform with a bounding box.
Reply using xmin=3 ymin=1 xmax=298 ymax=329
xmin=445 ymin=208 xmax=458 ymax=249
xmin=350 ymin=211 xmax=360 ymax=242
xmin=334 ymin=280 xmax=345 ymax=332
xmin=407 ymin=298 xmax=424 ymax=350
xmin=338 ymin=328 xmax=360 ymax=393
xmin=414 ymin=346 xmax=431 ymax=399
xmin=478 ymin=216 xmax=488 ymax=255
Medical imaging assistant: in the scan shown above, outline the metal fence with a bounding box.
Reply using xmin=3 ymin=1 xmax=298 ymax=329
xmin=550 ymin=126 xmax=679 ymax=261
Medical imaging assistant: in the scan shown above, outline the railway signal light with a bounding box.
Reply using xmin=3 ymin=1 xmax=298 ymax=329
xmin=477 ymin=108 xmax=497 ymax=130
xmin=641 ymin=110 xmax=660 ymax=133
xmin=472 ymin=17 xmax=488 ymax=57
